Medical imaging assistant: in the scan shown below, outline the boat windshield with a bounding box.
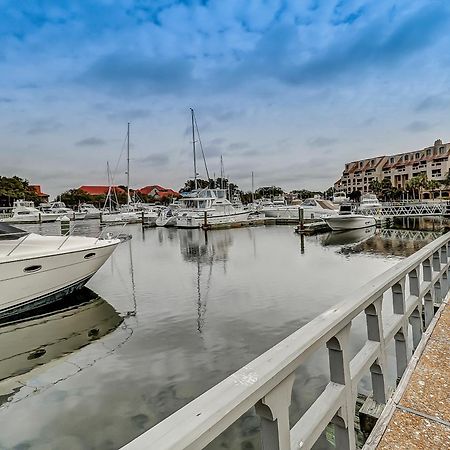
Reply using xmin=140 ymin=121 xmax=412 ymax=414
xmin=0 ymin=223 xmax=29 ymax=240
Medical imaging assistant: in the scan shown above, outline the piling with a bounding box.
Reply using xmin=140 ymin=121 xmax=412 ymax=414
xmin=299 ymin=208 xmax=304 ymax=231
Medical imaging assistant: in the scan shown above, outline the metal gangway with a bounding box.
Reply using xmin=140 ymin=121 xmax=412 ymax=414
xmin=361 ymin=201 xmax=450 ymax=218
xmin=122 ymin=233 xmax=450 ymax=450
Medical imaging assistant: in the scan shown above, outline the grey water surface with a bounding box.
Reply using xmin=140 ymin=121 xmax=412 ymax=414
xmin=0 ymin=223 xmax=440 ymax=450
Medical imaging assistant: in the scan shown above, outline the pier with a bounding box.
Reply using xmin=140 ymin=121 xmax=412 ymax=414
xmin=121 ymin=232 xmax=450 ymax=450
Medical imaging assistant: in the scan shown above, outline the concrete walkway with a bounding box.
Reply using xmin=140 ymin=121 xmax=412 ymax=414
xmin=365 ymin=298 xmax=450 ymax=449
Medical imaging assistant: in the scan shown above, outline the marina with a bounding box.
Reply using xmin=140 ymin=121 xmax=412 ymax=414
xmin=0 ymin=219 xmax=448 ymax=449
xmin=2 ymin=2 xmax=450 ymax=448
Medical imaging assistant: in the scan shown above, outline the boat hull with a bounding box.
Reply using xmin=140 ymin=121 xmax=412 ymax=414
xmin=0 ymin=240 xmax=119 ymax=320
xmin=176 ymin=211 xmax=250 ymax=228
xmin=324 ymin=215 xmax=376 ymax=231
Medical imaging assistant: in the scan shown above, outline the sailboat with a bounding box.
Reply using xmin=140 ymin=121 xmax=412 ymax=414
xmin=101 ymin=124 xmax=158 ymax=226
xmin=175 ymin=109 xmax=249 ymax=228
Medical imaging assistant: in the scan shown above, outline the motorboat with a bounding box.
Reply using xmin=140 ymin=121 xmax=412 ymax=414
xmin=78 ymin=203 xmax=101 ymax=219
xmin=300 ymin=198 xmax=339 ymax=220
xmin=333 ymin=191 xmax=348 ymax=204
xmin=358 ymin=193 xmax=382 ymax=211
xmin=261 ymin=198 xmax=300 ymax=220
xmin=0 ymin=223 xmax=120 ymax=321
xmin=176 ymin=189 xmax=249 ymax=228
xmin=156 ymin=206 xmax=178 ymax=227
xmin=0 ymin=200 xmax=59 ymax=224
xmin=324 ymin=204 xmax=376 ymax=231
xmin=39 ymin=202 xmax=86 ymax=220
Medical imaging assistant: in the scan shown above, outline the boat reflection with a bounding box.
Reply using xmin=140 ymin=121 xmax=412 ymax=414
xmin=0 ymin=288 xmax=122 ymax=387
xmin=178 ymin=229 xmax=233 ymax=333
xmin=322 ymin=226 xmax=376 ymax=247
xmin=178 ymin=228 xmax=232 ymax=264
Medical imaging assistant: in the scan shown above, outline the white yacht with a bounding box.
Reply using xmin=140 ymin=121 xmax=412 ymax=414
xmin=261 ymin=198 xmax=338 ymax=220
xmin=0 ymin=200 xmax=59 ymax=224
xmin=358 ymin=193 xmax=382 ymax=211
xmin=0 ymin=223 xmax=120 ymax=321
xmin=78 ymin=203 xmax=101 ymax=219
xmin=300 ymin=198 xmax=339 ymax=220
xmin=156 ymin=206 xmax=179 ymax=227
xmin=324 ymin=204 xmax=376 ymax=231
xmin=176 ymin=189 xmax=249 ymax=228
xmin=40 ymin=202 xmax=86 ymax=220
xmin=333 ymin=191 xmax=348 ymax=204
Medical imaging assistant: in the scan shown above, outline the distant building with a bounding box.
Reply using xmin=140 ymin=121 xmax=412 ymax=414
xmin=29 ymin=185 xmax=49 ymax=202
xmin=138 ymin=185 xmax=180 ymax=201
xmin=78 ymin=185 xmax=126 ymax=196
xmin=334 ymin=139 xmax=450 ymax=194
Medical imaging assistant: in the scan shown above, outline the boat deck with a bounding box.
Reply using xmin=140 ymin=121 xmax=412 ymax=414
xmin=365 ymin=298 xmax=450 ymax=449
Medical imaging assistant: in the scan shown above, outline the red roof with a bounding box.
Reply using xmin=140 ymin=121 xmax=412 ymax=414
xmin=138 ymin=185 xmax=180 ymax=197
xmin=79 ymin=185 xmax=126 ymax=195
xmin=29 ymin=185 xmax=49 ymax=198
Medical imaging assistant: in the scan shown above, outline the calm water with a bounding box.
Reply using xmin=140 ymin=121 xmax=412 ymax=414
xmin=0 ymin=222 xmax=442 ymax=450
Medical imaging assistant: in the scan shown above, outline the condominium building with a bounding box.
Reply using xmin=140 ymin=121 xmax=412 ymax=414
xmin=334 ymin=139 xmax=450 ymax=194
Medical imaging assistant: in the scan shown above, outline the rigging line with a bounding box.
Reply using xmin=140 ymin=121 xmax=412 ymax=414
xmin=109 ymin=130 xmax=129 ymax=187
xmin=193 ymin=110 xmax=211 ymax=182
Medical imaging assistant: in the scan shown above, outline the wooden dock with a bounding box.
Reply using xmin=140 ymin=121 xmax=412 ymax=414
xmin=365 ymin=297 xmax=450 ymax=449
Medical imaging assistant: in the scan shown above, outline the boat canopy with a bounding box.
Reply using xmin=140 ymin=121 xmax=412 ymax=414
xmin=0 ymin=223 xmax=28 ymax=240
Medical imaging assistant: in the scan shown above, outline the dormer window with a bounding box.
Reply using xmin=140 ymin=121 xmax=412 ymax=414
xmin=390 ymin=157 xmax=394 ymax=164
xmin=405 ymin=155 xmax=409 ymax=161
xmin=415 ymin=153 xmax=420 ymax=159
xmin=359 ymin=161 xmax=363 ymax=168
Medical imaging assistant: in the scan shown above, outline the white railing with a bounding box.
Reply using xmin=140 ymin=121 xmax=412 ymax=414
xmin=362 ymin=202 xmax=448 ymax=217
xmin=122 ymin=233 xmax=450 ymax=450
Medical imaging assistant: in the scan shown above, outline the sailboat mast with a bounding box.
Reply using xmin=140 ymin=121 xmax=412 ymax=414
xmin=251 ymin=171 xmax=254 ymax=203
xmin=107 ymin=161 xmax=112 ymax=212
xmin=220 ymin=155 xmax=224 ymax=189
xmin=127 ymin=122 xmax=131 ymax=204
xmin=191 ymin=108 xmax=197 ymax=190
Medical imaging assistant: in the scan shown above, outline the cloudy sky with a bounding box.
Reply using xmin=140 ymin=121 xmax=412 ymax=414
xmin=1 ymin=0 xmax=450 ymax=197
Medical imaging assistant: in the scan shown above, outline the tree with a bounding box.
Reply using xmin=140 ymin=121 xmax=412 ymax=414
xmin=0 ymin=176 xmax=40 ymax=206
xmin=368 ymin=179 xmax=382 ymax=196
xmin=180 ymin=178 xmax=211 ymax=192
xmin=349 ymin=190 xmax=362 ymax=202
xmin=255 ymin=186 xmax=284 ymax=198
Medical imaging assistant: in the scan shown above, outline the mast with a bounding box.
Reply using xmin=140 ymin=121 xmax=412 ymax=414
xmin=127 ymin=122 xmax=131 ymax=205
xmin=107 ymin=161 xmax=112 ymax=212
xmin=251 ymin=171 xmax=254 ymax=203
xmin=191 ymin=108 xmax=197 ymax=190
xmin=220 ymin=155 xmax=224 ymax=189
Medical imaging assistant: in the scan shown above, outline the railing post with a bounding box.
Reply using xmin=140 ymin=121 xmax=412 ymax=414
xmin=409 ymin=307 xmax=423 ymax=351
xmin=422 ymin=258 xmax=431 ymax=283
xmin=424 ymin=291 xmax=434 ymax=328
xmin=326 ymin=323 xmax=355 ymax=450
xmin=392 ymin=279 xmax=411 ymax=382
xmin=408 ymin=268 xmax=423 ymax=351
xmin=365 ymin=298 xmax=387 ymax=404
xmin=255 ymin=373 xmax=295 ymax=450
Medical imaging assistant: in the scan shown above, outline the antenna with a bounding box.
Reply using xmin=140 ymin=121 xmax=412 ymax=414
xmin=251 ymin=171 xmax=254 ymax=203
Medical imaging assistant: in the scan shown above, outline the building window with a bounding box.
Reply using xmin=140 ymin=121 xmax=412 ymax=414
xmin=440 ymin=147 xmax=445 ymax=154
xmin=415 ymin=153 xmax=420 ymax=159
xmin=390 ymin=157 xmax=394 ymax=163
xmin=359 ymin=161 xmax=363 ymax=168
xmin=405 ymin=154 xmax=409 ymax=161
xmin=371 ymin=159 xmax=374 ymax=166
xmin=427 ymin=149 xmax=431 ymax=156
xmin=345 ymin=164 xmax=348 ymax=170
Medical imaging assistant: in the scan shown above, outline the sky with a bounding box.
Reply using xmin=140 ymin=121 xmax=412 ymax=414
xmin=1 ymin=0 xmax=450 ymax=197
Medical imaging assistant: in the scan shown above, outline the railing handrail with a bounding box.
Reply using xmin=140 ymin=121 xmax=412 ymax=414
xmin=123 ymin=232 xmax=450 ymax=450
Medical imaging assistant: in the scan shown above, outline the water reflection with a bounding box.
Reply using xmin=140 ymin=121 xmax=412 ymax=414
xmin=0 ymin=288 xmax=122 ymax=406
xmin=179 ymin=229 xmax=233 ymax=333
xmin=322 ymin=226 xmax=376 ymax=247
